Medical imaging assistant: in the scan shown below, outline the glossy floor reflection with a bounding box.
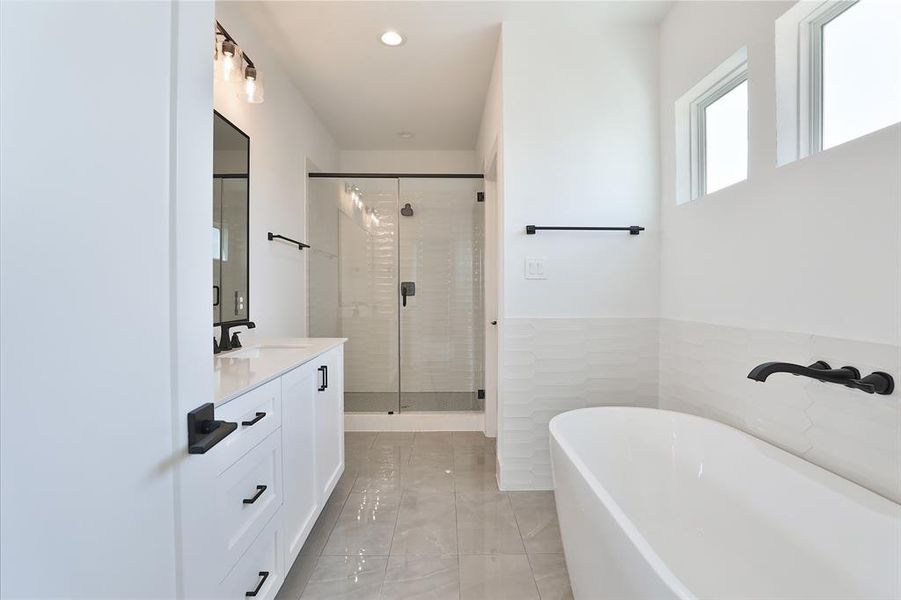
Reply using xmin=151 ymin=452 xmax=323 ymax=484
xmin=275 ymin=431 xmax=573 ymax=600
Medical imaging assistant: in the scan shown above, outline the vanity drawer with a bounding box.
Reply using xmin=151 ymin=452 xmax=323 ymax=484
xmin=215 ymin=429 xmax=282 ymax=577
xmin=215 ymin=378 xmax=281 ymax=473
xmin=217 ymin=513 xmax=284 ymax=600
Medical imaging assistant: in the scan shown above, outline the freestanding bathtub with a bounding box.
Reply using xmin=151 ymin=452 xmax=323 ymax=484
xmin=549 ymin=407 xmax=901 ymax=600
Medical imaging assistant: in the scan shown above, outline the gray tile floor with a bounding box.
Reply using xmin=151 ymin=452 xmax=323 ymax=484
xmin=276 ymin=431 xmax=573 ymax=600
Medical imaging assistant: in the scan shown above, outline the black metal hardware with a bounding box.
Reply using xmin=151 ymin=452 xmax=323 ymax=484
xmin=318 ymin=365 xmax=328 ymax=392
xmin=242 ymin=412 xmax=266 ymax=427
xmin=217 ymin=320 xmax=255 ymax=353
xmin=242 ymin=485 xmax=267 ymax=505
xmin=490 ymin=320 xmax=497 ymax=325
xmin=525 ymin=225 xmax=644 ymax=235
xmin=214 ymin=285 xmax=220 ymax=307
xmin=477 ymin=192 xmax=484 ymax=202
xmin=268 ymin=231 xmax=310 ymax=250
xmin=401 ymin=203 xmax=414 ymax=217
xmin=187 ymin=403 xmax=237 ymax=454
xmin=477 ymin=389 xmax=485 ymax=400
xmin=231 ymin=331 xmax=243 ymax=348
xmin=216 ymin=21 xmax=255 ymax=68
xmin=308 ymin=172 xmax=484 ymax=179
xmin=213 ymin=337 xmax=220 ymax=354
xmin=401 ymin=282 xmax=416 ymax=307
xmin=245 ymin=571 xmax=269 ymax=597
xmin=748 ymin=361 xmax=895 ymax=395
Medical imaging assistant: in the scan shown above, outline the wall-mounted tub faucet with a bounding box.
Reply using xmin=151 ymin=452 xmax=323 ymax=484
xmin=747 ymin=361 xmax=894 ymax=395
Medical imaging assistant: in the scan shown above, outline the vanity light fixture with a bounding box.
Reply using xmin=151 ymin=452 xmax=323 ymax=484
xmin=379 ymin=30 xmax=406 ymax=46
xmin=215 ymin=21 xmax=264 ymax=104
xmin=243 ymin=66 xmax=264 ymax=104
xmin=218 ymin=39 xmax=242 ymax=82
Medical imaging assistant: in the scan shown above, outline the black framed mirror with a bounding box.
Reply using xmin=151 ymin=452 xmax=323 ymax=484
xmin=213 ymin=111 xmax=250 ymax=326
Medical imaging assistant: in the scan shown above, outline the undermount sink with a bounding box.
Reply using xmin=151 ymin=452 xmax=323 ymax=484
xmin=219 ymin=344 xmax=311 ymax=359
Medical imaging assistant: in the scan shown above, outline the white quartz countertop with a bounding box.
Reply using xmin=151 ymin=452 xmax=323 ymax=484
xmin=213 ymin=337 xmax=346 ymax=405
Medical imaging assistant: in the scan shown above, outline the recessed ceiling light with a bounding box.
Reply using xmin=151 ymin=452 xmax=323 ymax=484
xmin=398 ymin=131 xmax=414 ymax=139
xmin=379 ymin=30 xmax=406 ymax=47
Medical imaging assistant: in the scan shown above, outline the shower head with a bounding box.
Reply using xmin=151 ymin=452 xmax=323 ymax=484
xmin=401 ymin=203 xmax=414 ymax=217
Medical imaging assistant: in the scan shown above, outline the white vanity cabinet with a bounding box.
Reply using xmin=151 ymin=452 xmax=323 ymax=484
xmin=182 ymin=340 xmax=345 ymax=600
xmin=281 ymin=359 xmax=319 ymax=565
xmin=314 ymin=347 xmax=344 ymax=502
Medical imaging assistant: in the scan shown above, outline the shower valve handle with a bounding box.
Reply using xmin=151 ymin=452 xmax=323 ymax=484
xmin=401 ymin=282 xmax=416 ymax=307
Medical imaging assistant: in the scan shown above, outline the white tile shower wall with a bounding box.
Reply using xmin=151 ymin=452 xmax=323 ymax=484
xmin=339 ymin=183 xmax=400 ymax=395
xmin=659 ymin=319 xmax=901 ymax=502
xmin=500 ymin=318 xmax=658 ymax=490
xmin=399 ymin=179 xmax=484 ymax=394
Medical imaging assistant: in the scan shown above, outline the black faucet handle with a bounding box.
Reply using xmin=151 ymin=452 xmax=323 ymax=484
xmin=230 ymin=331 xmax=243 ymax=348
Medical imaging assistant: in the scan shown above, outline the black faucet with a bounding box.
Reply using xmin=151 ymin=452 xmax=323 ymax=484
xmin=215 ymin=320 xmax=256 ymax=354
xmin=748 ymin=360 xmax=894 ymax=395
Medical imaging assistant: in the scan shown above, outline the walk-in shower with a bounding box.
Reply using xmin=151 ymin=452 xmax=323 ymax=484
xmin=307 ymin=174 xmax=484 ymax=415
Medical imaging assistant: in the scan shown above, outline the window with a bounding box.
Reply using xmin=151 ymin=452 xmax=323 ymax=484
xmin=674 ymin=47 xmax=749 ymax=204
xmin=776 ymin=0 xmax=901 ymax=164
xmin=819 ymin=1 xmax=901 ymax=149
xmin=702 ymin=79 xmax=749 ymax=195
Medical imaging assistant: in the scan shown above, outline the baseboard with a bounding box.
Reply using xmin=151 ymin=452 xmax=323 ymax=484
xmin=344 ymin=411 xmax=485 ymax=432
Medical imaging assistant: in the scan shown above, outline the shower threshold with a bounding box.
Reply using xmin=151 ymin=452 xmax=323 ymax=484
xmin=345 ymin=392 xmax=484 ymax=413
xmin=344 ymin=410 xmax=485 ymax=432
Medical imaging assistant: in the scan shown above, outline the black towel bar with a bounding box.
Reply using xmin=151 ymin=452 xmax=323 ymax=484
xmin=525 ymin=225 xmax=644 ymax=235
xmin=267 ymin=232 xmax=310 ymax=250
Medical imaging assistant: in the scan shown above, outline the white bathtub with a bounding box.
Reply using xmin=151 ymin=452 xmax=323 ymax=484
xmin=549 ymin=407 xmax=901 ymax=600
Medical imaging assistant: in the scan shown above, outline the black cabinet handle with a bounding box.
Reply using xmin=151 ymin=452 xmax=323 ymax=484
xmin=242 ymin=485 xmax=267 ymax=504
xmin=318 ymin=365 xmax=328 ymax=391
xmin=213 ymin=285 xmax=220 ymax=307
xmin=245 ymin=571 xmax=269 ymax=597
xmin=241 ymin=412 xmax=266 ymax=427
xmin=187 ymin=403 xmax=237 ymax=455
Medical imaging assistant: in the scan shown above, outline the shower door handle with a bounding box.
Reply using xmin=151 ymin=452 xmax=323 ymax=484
xmin=401 ymin=282 xmax=415 ymax=307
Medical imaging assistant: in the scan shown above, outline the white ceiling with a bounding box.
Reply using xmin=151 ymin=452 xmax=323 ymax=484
xmin=251 ymin=1 xmax=673 ymax=151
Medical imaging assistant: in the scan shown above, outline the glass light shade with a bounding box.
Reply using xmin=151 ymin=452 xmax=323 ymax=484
xmin=217 ymin=40 xmax=242 ymax=83
xmin=243 ymin=66 xmax=264 ymax=104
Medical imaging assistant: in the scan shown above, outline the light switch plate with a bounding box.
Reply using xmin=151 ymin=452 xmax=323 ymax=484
xmin=524 ymin=257 xmax=547 ymax=280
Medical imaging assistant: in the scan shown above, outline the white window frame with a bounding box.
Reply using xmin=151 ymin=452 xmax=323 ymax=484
xmin=674 ymin=46 xmax=749 ymax=205
xmin=798 ymin=0 xmax=858 ymax=156
xmin=689 ymin=65 xmax=749 ymax=200
xmin=776 ymin=0 xmax=861 ymax=165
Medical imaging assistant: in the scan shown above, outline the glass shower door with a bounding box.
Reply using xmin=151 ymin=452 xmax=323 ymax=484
xmin=398 ymin=178 xmax=484 ymax=411
xmin=308 ymin=177 xmax=400 ymax=414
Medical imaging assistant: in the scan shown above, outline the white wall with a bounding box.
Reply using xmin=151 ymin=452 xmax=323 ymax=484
xmin=489 ymin=19 xmax=661 ymax=489
xmin=339 ymin=150 xmax=479 ymax=173
xmin=214 ymin=2 xmax=339 ymax=340
xmin=658 ymin=1 xmax=901 ymax=501
xmin=0 ymin=1 xmax=213 ymax=596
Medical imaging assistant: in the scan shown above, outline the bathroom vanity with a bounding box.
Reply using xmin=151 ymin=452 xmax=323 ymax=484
xmin=181 ymin=339 xmax=346 ymax=599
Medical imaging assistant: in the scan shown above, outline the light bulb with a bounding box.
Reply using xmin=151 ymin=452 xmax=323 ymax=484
xmin=219 ymin=40 xmax=242 ymax=82
xmin=243 ymin=66 xmax=264 ymax=104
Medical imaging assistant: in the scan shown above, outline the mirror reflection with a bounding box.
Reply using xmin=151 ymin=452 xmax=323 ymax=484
xmin=213 ymin=112 xmax=250 ymax=325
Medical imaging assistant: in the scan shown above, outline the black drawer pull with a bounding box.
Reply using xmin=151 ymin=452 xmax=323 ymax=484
xmin=241 ymin=412 xmax=266 ymax=427
xmin=245 ymin=571 xmax=269 ymax=597
xmin=318 ymin=365 xmax=328 ymax=391
xmin=242 ymin=485 xmax=267 ymax=504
